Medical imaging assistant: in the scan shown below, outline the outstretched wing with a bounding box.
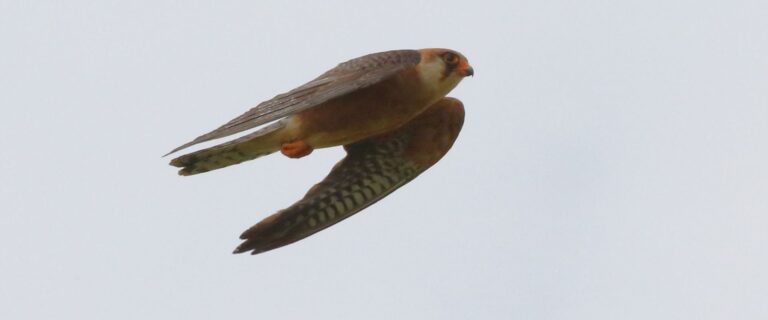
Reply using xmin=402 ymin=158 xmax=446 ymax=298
xmin=166 ymin=50 xmax=421 ymax=155
xmin=234 ymin=98 xmax=465 ymax=255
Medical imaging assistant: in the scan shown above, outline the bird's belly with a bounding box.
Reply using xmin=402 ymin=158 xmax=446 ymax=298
xmin=296 ymin=81 xmax=433 ymax=148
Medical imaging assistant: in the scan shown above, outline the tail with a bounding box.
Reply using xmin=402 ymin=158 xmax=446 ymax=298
xmin=169 ymin=121 xmax=287 ymax=176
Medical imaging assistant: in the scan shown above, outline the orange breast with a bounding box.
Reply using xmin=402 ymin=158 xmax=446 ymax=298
xmin=295 ymin=69 xmax=437 ymax=148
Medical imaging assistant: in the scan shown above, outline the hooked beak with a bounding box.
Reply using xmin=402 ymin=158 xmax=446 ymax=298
xmin=463 ymin=66 xmax=474 ymax=77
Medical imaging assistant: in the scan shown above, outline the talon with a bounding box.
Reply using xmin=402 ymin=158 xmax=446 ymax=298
xmin=281 ymin=140 xmax=313 ymax=158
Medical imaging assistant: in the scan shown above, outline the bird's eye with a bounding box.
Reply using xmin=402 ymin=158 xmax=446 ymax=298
xmin=442 ymin=52 xmax=459 ymax=65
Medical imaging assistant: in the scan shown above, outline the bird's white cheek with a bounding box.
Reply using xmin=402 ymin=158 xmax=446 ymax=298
xmin=442 ymin=75 xmax=462 ymax=93
xmin=416 ymin=61 xmax=465 ymax=99
xmin=417 ymin=61 xmax=446 ymax=91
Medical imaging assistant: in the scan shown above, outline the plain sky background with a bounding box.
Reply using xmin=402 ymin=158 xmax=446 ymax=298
xmin=1 ymin=1 xmax=766 ymax=319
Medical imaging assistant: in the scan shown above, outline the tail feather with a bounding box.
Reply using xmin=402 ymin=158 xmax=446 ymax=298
xmin=170 ymin=121 xmax=286 ymax=176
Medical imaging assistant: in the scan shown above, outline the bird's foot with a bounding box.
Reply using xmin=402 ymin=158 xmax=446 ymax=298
xmin=281 ymin=140 xmax=313 ymax=158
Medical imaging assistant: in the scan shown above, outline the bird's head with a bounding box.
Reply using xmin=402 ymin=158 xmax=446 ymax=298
xmin=416 ymin=48 xmax=473 ymax=96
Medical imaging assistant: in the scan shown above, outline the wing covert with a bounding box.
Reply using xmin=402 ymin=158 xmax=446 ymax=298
xmin=166 ymin=50 xmax=421 ymax=155
xmin=234 ymin=97 xmax=465 ymax=255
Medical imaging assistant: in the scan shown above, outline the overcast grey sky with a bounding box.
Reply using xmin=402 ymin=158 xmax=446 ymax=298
xmin=1 ymin=1 xmax=766 ymax=319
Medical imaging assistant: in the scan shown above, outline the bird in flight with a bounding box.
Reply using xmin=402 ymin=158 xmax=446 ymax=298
xmin=167 ymin=48 xmax=473 ymax=255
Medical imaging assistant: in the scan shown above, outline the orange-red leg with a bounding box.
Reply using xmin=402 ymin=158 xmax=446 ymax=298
xmin=281 ymin=140 xmax=313 ymax=158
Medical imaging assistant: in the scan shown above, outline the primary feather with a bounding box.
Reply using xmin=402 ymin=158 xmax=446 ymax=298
xmin=166 ymin=50 xmax=421 ymax=155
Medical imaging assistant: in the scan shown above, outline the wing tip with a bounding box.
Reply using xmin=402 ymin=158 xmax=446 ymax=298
xmin=232 ymin=239 xmax=271 ymax=255
xmin=163 ymin=141 xmax=196 ymax=157
xmin=232 ymin=245 xmax=250 ymax=255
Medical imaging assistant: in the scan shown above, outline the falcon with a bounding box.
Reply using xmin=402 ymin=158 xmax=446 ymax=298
xmin=167 ymin=48 xmax=473 ymax=254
